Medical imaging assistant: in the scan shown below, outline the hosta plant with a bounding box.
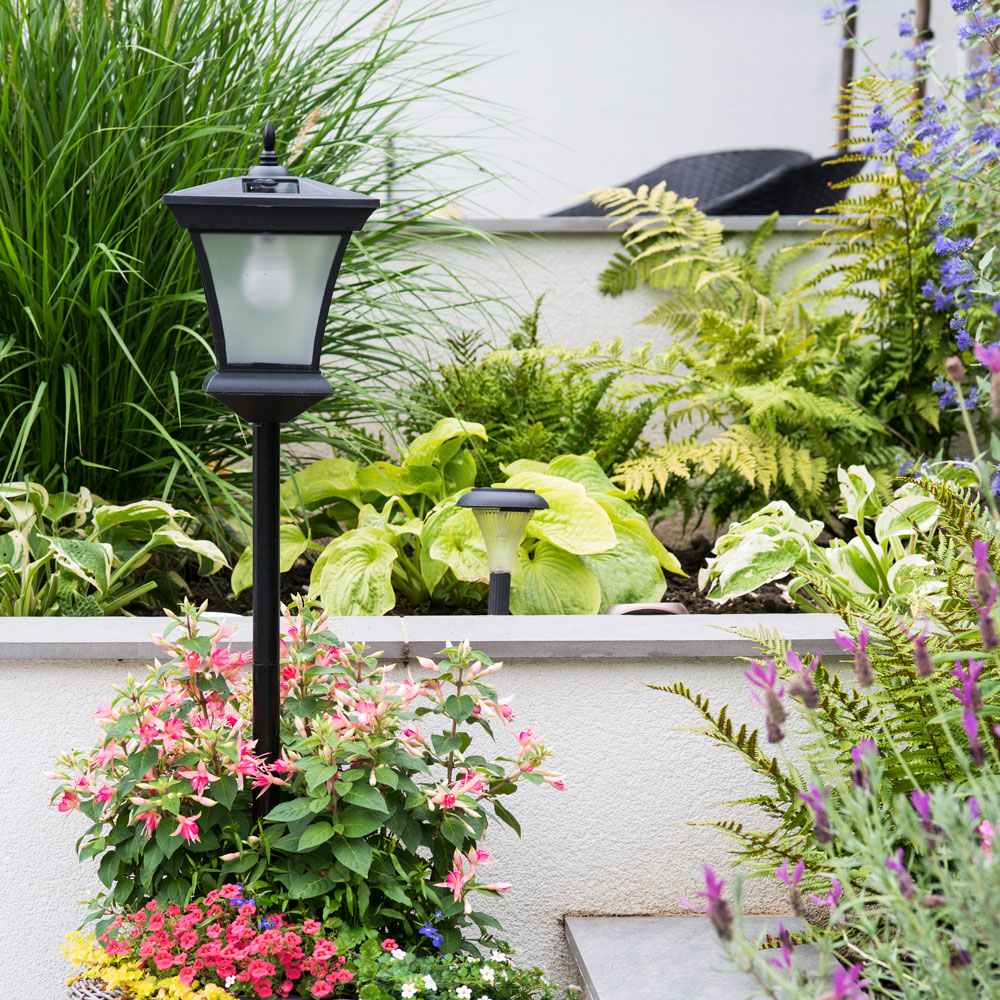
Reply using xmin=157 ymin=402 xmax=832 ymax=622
xmin=234 ymin=418 xmax=681 ymax=615
xmin=50 ymin=600 xmax=563 ymax=951
xmin=699 ymin=464 xmax=947 ymax=614
xmin=0 ymin=482 xmax=226 ymax=615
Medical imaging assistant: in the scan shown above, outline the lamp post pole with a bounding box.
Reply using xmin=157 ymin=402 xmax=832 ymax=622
xmin=252 ymin=422 xmax=282 ymax=819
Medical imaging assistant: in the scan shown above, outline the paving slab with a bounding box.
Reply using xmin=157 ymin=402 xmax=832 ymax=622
xmin=565 ymin=916 xmax=821 ymax=1000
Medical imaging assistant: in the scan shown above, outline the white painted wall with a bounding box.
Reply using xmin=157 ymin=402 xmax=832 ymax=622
xmin=4 ymin=639 xmax=834 ymax=995
xmin=309 ymin=0 xmax=970 ymax=218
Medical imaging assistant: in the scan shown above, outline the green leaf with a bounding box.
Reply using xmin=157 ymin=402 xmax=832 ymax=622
xmin=309 ymin=528 xmax=398 ymax=616
xmin=287 ymin=871 xmax=343 ymax=899
xmin=493 ymin=800 xmax=521 ymax=837
xmin=504 ymin=472 xmax=616 ymax=554
xmin=440 ymin=812 xmax=473 ymax=846
xmin=445 ymin=694 xmax=475 ymax=722
xmin=281 ymin=458 xmax=361 ymax=508
xmin=92 ymin=499 xmax=183 ymax=533
xmin=298 ymin=821 xmax=337 ymax=852
xmin=149 ymin=528 xmax=228 ymax=574
xmin=358 ymin=462 xmax=442 ymax=499
xmin=265 ymin=797 xmax=316 ymax=824
xmin=545 ymin=454 xmax=619 ymax=495
xmin=428 ymin=507 xmax=489 ymax=583
xmin=45 ymin=536 xmax=112 ymax=593
xmin=510 ymin=541 xmax=601 ymax=614
xmin=580 ymin=522 xmax=668 ymax=611
xmin=232 ymin=523 xmax=308 ymax=595
xmin=593 ymin=494 xmax=683 ymax=574
xmin=418 ymin=501 xmax=465 ymax=593
xmin=404 ymin=418 xmax=487 ymax=466
xmin=338 ymin=806 xmax=386 ymax=839
xmin=331 ymin=836 xmax=373 ymax=877
xmin=342 ymin=782 xmax=389 ymax=814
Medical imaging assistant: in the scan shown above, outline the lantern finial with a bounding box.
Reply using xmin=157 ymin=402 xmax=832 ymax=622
xmin=260 ymin=121 xmax=278 ymax=165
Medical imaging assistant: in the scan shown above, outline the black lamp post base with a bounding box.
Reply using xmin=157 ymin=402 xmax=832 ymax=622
xmin=488 ymin=571 xmax=511 ymax=615
xmin=204 ymin=368 xmax=332 ymax=423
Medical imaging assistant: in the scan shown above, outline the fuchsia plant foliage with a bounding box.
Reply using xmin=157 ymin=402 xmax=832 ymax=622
xmin=49 ymin=600 xmax=564 ymax=950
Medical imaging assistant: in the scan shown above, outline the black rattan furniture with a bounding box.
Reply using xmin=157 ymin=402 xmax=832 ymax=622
xmin=549 ymin=148 xmax=865 ymax=217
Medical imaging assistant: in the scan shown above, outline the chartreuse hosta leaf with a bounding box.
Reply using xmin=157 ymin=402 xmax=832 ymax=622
xmin=231 ymin=523 xmax=309 ymax=597
xmin=403 ymin=417 xmax=486 ymax=466
xmin=593 ymin=494 xmax=683 ymax=575
xmin=429 ymin=507 xmax=490 ymax=583
xmin=357 ymin=462 xmax=442 ymax=499
xmin=309 ymin=527 xmax=397 ymax=616
xmin=503 ymin=471 xmax=616 ymax=555
xmin=545 ymin=454 xmax=629 ymax=497
xmin=581 ymin=522 xmax=670 ymax=611
xmin=510 ymin=541 xmax=601 ymax=614
xmin=281 ymin=457 xmax=361 ymax=509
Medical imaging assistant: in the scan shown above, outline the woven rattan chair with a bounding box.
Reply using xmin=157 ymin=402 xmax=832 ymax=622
xmin=549 ymin=148 xmax=811 ymax=217
xmin=700 ymin=154 xmax=866 ymax=216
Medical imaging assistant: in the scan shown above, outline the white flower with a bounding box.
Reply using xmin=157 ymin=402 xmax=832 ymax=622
xmin=225 ymin=976 xmax=237 ymax=988
xmin=455 ymin=988 xmax=472 ymax=1000
xmin=392 ymin=948 xmax=407 ymax=960
xmin=401 ymin=983 xmax=418 ymax=999
xmin=423 ymin=975 xmax=438 ymax=992
xmin=490 ymin=950 xmax=509 ymax=964
xmin=480 ymin=966 xmax=495 ymax=983
xmin=498 ymin=969 xmax=508 ymax=981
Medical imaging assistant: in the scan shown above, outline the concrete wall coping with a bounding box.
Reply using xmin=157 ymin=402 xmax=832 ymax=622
xmin=452 ymin=215 xmax=823 ymax=234
xmin=0 ymin=613 xmax=845 ymax=662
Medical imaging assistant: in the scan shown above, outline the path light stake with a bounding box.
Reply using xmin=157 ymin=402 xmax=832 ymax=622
xmin=164 ymin=122 xmax=379 ymax=818
xmin=457 ymin=487 xmax=548 ymax=614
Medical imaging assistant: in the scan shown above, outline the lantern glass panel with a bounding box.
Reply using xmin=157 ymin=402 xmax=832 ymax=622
xmin=201 ymin=232 xmax=342 ymax=365
xmin=472 ymin=508 xmax=534 ymax=574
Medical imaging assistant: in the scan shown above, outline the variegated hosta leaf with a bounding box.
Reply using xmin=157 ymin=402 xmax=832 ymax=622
xmin=44 ymin=536 xmax=113 ymax=594
xmin=93 ymin=499 xmax=185 ymax=534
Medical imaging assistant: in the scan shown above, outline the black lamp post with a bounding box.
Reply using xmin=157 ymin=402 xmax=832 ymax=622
xmin=163 ymin=123 xmax=379 ymax=818
xmin=456 ymin=487 xmax=548 ymax=615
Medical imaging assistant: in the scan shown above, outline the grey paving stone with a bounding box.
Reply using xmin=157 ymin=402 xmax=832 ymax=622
xmin=565 ymin=916 xmax=820 ymax=1000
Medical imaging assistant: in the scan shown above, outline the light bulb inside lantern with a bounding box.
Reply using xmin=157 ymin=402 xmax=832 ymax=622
xmin=241 ymin=234 xmax=295 ymax=311
xmin=472 ymin=507 xmax=534 ymax=574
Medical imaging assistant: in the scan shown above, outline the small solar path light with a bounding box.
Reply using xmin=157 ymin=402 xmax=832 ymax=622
xmin=163 ymin=122 xmax=378 ymax=818
xmin=457 ymin=487 xmax=548 ymax=615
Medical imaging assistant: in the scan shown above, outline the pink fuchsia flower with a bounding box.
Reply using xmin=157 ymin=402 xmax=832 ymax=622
xmin=436 ymin=851 xmax=473 ymax=904
xmin=139 ymin=809 xmax=162 ymax=836
xmin=92 ymin=700 xmax=119 ymax=727
xmin=823 ymin=963 xmax=870 ymax=1000
xmin=171 ymin=812 xmax=202 ymax=843
xmin=94 ymin=786 xmax=114 ymax=805
xmin=698 ymin=866 xmax=733 ymax=941
xmin=57 ymin=791 xmax=80 ymax=812
xmin=177 ymin=761 xmax=221 ymax=795
xmin=835 ymin=627 xmax=873 ymax=687
xmin=799 ymin=784 xmax=833 ymax=844
xmin=94 ymin=742 xmax=127 ymax=767
xmin=745 ymin=658 xmax=786 ymax=743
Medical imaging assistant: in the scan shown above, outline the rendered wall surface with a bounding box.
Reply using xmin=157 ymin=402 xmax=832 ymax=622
xmin=0 ymin=614 xmax=844 ymax=995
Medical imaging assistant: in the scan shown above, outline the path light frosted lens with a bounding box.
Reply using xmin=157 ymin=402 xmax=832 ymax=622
xmin=457 ymin=487 xmax=549 ymax=615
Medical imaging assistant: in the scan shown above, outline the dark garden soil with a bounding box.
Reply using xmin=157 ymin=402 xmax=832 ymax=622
xmin=151 ymin=534 xmax=798 ymax=617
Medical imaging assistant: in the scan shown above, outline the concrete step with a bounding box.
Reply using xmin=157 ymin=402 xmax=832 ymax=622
xmin=564 ymin=916 xmax=819 ymax=1000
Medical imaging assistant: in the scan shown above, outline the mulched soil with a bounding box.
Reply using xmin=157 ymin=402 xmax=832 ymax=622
xmin=148 ymin=534 xmax=798 ymax=617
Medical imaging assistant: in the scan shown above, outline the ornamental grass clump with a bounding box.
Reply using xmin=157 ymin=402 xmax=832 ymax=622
xmin=49 ymin=600 xmax=564 ymax=956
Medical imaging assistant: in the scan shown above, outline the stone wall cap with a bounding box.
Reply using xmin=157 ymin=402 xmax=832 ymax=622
xmin=0 ymin=613 xmax=845 ymax=661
